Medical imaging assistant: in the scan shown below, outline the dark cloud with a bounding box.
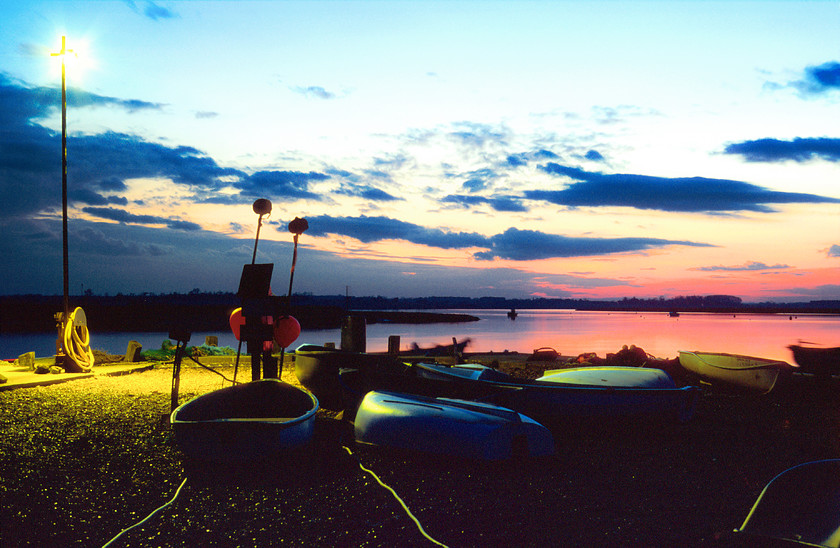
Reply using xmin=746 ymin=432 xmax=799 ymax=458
xmin=723 ymin=137 xmax=840 ymax=163
xmin=585 ymin=149 xmax=605 ymax=162
xmin=125 ymin=1 xmax=177 ymax=20
xmin=234 ymin=170 xmax=328 ymax=200
xmin=69 ymin=188 xmax=128 ymax=206
xmin=460 ymin=168 xmax=497 ymax=192
xmin=506 ymin=154 xmax=527 ymax=167
xmin=504 ymin=149 xmax=560 ymax=168
xmin=0 ymin=75 xmax=241 ymax=218
xmin=792 ymin=61 xmax=840 ymax=95
xmin=441 ymin=194 xmax=527 ymax=212
xmin=529 ymin=163 xmax=840 ymax=213
xmin=74 ymin=226 xmax=170 ymax=256
xmin=301 ymin=215 xmax=710 ymax=260
xmin=195 ymin=111 xmax=219 ymax=119
xmin=334 ymin=184 xmax=401 ymax=202
xmin=474 ymin=227 xmax=712 ymax=261
xmin=828 ymin=245 xmax=840 ymax=258
xmin=303 ymin=215 xmax=489 ymax=249
xmin=82 ymin=206 xmax=202 ymax=231
xmin=293 ymin=86 xmax=337 ymax=99
xmin=690 ymin=261 xmax=791 ymax=272
xmin=447 ymin=122 xmax=509 ymax=149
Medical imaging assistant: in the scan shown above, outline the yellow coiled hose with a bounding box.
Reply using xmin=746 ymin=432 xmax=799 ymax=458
xmin=63 ymin=307 xmax=94 ymax=371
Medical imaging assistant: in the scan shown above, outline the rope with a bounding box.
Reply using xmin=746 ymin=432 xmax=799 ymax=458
xmin=342 ymin=446 xmax=449 ymax=547
xmin=187 ymin=355 xmax=238 ymax=384
xmin=63 ymin=307 xmax=94 ymax=371
xmin=101 ymin=477 xmax=188 ymax=548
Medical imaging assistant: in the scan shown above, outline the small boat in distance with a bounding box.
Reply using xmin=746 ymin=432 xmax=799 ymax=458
xmin=678 ymin=351 xmax=792 ymax=394
xmin=668 ymin=311 xmax=680 ymax=317
xmin=507 ymin=308 xmax=518 ymax=320
xmin=171 ymin=379 xmax=319 ymax=463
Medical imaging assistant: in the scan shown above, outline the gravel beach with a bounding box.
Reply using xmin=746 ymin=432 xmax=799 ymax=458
xmin=2 ymin=356 xmax=839 ymax=547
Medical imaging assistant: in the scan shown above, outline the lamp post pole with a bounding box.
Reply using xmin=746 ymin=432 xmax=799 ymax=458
xmin=52 ymin=36 xmax=71 ymax=323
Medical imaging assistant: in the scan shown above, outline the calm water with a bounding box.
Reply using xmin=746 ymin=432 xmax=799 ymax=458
xmin=2 ymin=309 xmax=838 ymax=363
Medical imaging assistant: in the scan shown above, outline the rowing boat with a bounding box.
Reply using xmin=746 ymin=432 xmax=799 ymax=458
xmin=353 ymin=390 xmax=555 ymax=460
xmin=341 ymin=361 xmax=699 ymax=424
xmin=789 ymin=345 xmax=840 ymax=377
xmin=678 ymin=351 xmax=792 ymax=394
xmin=170 ymin=379 xmax=319 ymax=462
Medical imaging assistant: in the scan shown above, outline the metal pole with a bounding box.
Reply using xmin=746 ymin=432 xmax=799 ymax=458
xmin=251 ymin=213 xmax=264 ymax=265
xmin=59 ymin=36 xmax=70 ymax=321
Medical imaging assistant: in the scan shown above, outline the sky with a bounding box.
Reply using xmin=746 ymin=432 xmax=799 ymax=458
xmin=0 ymin=0 xmax=839 ymax=302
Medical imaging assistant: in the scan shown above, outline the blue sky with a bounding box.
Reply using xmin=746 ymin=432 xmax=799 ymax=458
xmin=1 ymin=0 xmax=839 ymax=301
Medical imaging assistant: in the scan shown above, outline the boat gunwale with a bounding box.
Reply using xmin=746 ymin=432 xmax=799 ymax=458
xmin=170 ymin=379 xmax=319 ymax=427
xmin=412 ymin=362 xmax=695 ymax=394
xmin=679 ymin=350 xmax=791 ymax=371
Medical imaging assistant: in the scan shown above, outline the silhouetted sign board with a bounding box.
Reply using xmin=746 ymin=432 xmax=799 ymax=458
xmin=237 ymin=264 xmax=273 ymax=298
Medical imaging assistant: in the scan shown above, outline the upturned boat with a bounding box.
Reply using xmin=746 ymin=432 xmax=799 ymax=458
xmin=353 ymin=390 xmax=555 ymax=460
xmin=678 ymin=351 xmax=792 ymax=394
xmin=170 ymin=379 xmax=319 ymax=462
xmin=340 ymin=361 xmax=699 ymax=425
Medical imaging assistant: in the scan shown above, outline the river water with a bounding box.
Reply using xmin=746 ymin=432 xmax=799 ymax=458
xmin=2 ymin=309 xmax=837 ymax=364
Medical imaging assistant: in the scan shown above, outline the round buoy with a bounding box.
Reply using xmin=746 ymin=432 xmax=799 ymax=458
xmin=229 ymin=307 xmax=244 ymax=340
xmin=274 ymin=315 xmax=301 ymax=348
xmin=252 ymin=198 xmax=272 ymax=215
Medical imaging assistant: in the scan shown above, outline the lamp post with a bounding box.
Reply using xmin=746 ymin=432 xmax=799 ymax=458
xmin=51 ymin=36 xmax=72 ymax=326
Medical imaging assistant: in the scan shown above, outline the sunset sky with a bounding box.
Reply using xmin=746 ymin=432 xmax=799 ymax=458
xmin=1 ymin=0 xmax=838 ymax=301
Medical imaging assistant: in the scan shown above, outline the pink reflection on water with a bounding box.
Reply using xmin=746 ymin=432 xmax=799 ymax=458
xmin=363 ymin=310 xmax=840 ymax=363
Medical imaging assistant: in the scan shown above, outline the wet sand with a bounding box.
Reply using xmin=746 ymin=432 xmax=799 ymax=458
xmin=2 ymin=356 xmax=839 ymax=547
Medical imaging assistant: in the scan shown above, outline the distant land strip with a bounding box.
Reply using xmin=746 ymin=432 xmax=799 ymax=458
xmin=1 ymin=293 xmax=838 ymax=334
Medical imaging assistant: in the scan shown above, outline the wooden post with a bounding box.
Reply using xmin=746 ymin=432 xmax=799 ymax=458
xmin=388 ymin=335 xmax=400 ymax=356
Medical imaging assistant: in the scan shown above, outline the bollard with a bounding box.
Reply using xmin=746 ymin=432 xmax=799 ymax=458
xmin=341 ymin=315 xmax=366 ymax=353
xmin=388 ymin=335 xmax=400 ymax=356
xmin=125 ymin=341 xmax=142 ymax=363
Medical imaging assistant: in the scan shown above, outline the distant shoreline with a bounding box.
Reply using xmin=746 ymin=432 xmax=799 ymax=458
xmin=1 ymin=293 xmax=838 ymax=334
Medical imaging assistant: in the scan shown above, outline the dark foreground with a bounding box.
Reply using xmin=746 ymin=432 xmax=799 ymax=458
xmin=2 ymin=360 xmax=839 ymax=547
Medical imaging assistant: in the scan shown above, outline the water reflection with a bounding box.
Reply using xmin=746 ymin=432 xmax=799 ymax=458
xmin=2 ymin=310 xmax=837 ymax=363
xmin=359 ymin=310 xmax=840 ymax=362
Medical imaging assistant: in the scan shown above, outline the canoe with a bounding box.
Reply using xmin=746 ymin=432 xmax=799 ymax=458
xmin=731 ymin=459 xmax=840 ymax=546
xmin=353 ymin=390 xmax=554 ymax=460
xmin=789 ymin=345 xmax=840 ymax=377
xmin=170 ymin=379 xmax=319 ymax=462
xmin=537 ymin=366 xmax=677 ymax=388
xmin=678 ymin=351 xmax=792 ymax=394
xmin=342 ymin=362 xmax=699 ymax=424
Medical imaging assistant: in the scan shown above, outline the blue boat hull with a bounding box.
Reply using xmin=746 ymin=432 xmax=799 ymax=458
xmin=171 ymin=379 xmax=319 ymax=463
xmin=354 ymin=390 xmax=555 ymax=460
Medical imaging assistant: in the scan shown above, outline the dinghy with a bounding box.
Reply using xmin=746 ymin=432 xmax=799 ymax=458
xmin=678 ymin=351 xmax=792 ymax=394
xmin=341 ymin=362 xmax=699 ymax=424
xmin=353 ymin=390 xmax=554 ymax=460
xmin=537 ymin=366 xmax=677 ymax=388
xmin=789 ymin=344 xmax=840 ymax=378
xmin=171 ymin=379 xmax=319 ymax=463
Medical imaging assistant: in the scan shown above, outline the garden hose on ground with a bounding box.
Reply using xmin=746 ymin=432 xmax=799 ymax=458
xmin=63 ymin=307 xmax=94 ymax=372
